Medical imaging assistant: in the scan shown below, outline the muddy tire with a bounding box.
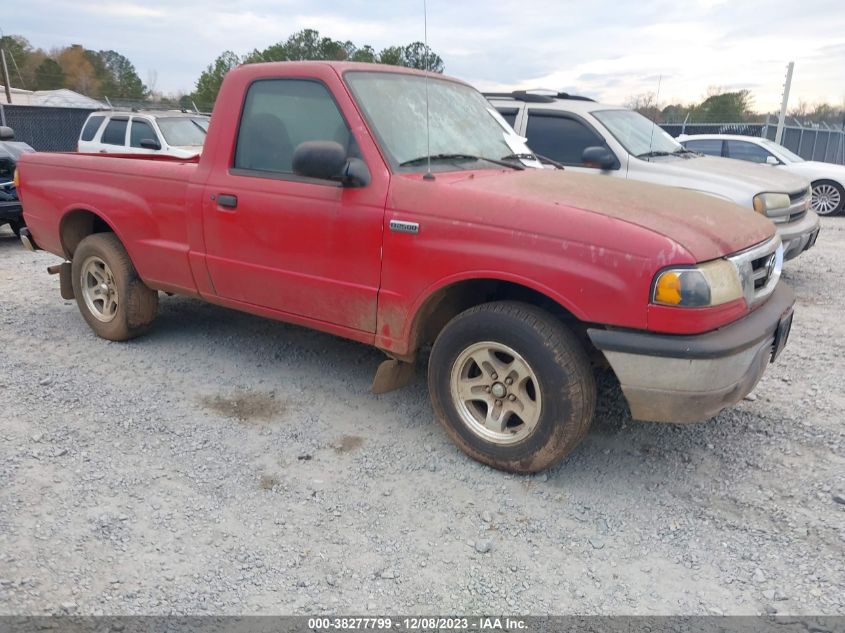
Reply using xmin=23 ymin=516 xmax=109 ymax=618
xmin=428 ymin=301 xmax=596 ymax=473
xmin=70 ymin=233 xmax=158 ymax=341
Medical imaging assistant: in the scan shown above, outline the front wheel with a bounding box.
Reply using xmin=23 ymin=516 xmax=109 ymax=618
xmin=428 ymin=301 xmax=596 ymax=473
xmin=811 ymin=180 xmax=844 ymax=216
xmin=70 ymin=233 xmax=158 ymax=341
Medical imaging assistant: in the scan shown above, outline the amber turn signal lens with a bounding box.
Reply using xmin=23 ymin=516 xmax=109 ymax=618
xmin=652 ymin=259 xmax=743 ymax=308
xmin=654 ymin=271 xmax=682 ymax=305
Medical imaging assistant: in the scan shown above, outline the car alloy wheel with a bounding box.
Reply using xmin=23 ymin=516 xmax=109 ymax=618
xmin=80 ymin=255 xmax=119 ymax=322
xmin=449 ymin=341 xmax=542 ymax=445
xmin=811 ymin=183 xmax=842 ymax=215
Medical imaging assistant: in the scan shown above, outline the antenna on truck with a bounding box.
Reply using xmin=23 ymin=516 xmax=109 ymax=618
xmin=646 ymin=74 xmax=662 ymax=158
xmin=422 ymin=0 xmax=435 ymax=181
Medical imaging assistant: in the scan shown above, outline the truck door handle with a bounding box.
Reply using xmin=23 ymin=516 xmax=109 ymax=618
xmin=216 ymin=194 xmax=238 ymax=209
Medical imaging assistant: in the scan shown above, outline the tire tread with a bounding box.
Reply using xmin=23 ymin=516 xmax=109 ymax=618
xmin=429 ymin=300 xmax=596 ymax=473
xmin=71 ymin=233 xmax=158 ymax=341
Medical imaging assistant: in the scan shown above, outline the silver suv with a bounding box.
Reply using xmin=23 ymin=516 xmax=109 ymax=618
xmin=486 ymin=91 xmax=820 ymax=261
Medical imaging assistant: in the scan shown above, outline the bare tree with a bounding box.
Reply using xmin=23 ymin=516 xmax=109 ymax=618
xmin=789 ymin=99 xmax=809 ymax=119
xmin=147 ymin=69 xmax=159 ymax=101
xmin=624 ymin=92 xmax=662 ymax=122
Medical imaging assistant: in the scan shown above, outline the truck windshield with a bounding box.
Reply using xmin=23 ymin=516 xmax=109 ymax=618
xmin=345 ymin=71 xmax=521 ymax=172
xmin=156 ymin=117 xmax=208 ymax=147
xmin=592 ymin=109 xmax=683 ymax=158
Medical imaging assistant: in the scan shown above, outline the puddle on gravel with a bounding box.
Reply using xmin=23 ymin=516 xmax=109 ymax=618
xmin=333 ymin=435 xmax=364 ymax=454
xmin=258 ymin=474 xmax=279 ymax=490
xmin=199 ymin=391 xmax=282 ymax=423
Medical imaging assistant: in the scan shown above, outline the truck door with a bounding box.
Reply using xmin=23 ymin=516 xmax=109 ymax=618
xmin=201 ymin=78 xmax=385 ymax=333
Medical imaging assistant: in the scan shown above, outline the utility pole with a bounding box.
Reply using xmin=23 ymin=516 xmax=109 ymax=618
xmin=775 ymin=61 xmax=794 ymax=145
xmin=1 ymin=49 xmax=12 ymax=104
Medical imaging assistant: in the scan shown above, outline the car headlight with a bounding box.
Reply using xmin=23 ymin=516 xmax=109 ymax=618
xmin=652 ymin=259 xmax=743 ymax=307
xmin=753 ymin=192 xmax=790 ymax=215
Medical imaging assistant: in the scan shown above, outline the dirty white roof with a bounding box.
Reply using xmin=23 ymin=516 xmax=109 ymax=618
xmin=0 ymin=86 xmax=107 ymax=109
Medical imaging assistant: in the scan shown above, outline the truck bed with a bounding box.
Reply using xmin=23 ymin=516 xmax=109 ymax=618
xmin=19 ymin=151 xmax=202 ymax=295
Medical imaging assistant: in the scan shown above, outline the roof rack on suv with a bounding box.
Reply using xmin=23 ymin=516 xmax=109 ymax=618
xmin=555 ymin=92 xmax=595 ymax=102
xmin=484 ymin=90 xmax=596 ymax=103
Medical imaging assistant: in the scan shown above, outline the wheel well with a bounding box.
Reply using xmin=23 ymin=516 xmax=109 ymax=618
xmin=409 ymin=279 xmax=601 ymax=362
xmin=812 ymin=178 xmax=844 ymax=189
xmin=60 ymin=210 xmax=115 ymax=259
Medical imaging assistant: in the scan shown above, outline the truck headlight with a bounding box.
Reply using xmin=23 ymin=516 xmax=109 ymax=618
xmin=652 ymin=259 xmax=743 ymax=307
xmin=753 ymin=192 xmax=790 ymax=215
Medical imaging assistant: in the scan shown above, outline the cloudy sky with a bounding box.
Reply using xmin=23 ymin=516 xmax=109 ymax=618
xmin=5 ymin=0 xmax=845 ymax=111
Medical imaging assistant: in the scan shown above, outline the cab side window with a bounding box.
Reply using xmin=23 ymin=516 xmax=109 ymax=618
xmin=81 ymin=116 xmax=105 ymax=142
xmin=725 ymin=140 xmax=772 ymax=164
xmin=525 ymin=113 xmax=610 ymax=167
xmin=496 ymin=108 xmax=519 ymax=129
xmin=684 ymin=139 xmax=723 ymax=157
xmin=101 ymin=119 xmax=128 ymax=146
xmin=234 ymin=79 xmax=359 ymax=175
xmin=130 ymin=119 xmax=157 ymax=148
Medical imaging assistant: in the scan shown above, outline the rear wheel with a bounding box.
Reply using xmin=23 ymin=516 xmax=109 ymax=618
xmin=428 ymin=301 xmax=596 ymax=473
xmin=71 ymin=233 xmax=158 ymax=341
xmin=811 ymin=180 xmax=844 ymax=216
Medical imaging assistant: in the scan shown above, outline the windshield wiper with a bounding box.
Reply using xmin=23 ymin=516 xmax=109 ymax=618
xmin=502 ymin=153 xmax=565 ymax=169
xmin=672 ymin=148 xmax=698 ymax=155
xmin=500 ymin=152 xmax=565 ymax=170
xmin=399 ymin=153 xmax=524 ymax=170
xmin=636 ymin=150 xmax=672 ymax=159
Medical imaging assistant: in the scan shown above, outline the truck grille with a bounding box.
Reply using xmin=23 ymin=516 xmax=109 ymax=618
xmin=751 ymin=252 xmax=777 ymax=291
xmin=784 ymin=187 xmax=811 ymax=223
xmin=728 ymin=236 xmax=783 ymax=306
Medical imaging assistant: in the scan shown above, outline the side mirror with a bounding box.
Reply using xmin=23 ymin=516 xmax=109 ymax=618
xmin=582 ymin=146 xmax=617 ymax=170
xmin=139 ymin=138 xmax=162 ymax=151
xmin=766 ymin=155 xmax=780 ymax=166
xmin=293 ymin=141 xmax=370 ymax=187
xmin=0 ymin=126 xmax=15 ymax=141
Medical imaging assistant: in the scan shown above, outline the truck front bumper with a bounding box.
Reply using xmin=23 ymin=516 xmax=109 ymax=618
xmin=587 ymin=283 xmax=795 ymax=423
xmin=777 ymin=210 xmax=820 ymax=261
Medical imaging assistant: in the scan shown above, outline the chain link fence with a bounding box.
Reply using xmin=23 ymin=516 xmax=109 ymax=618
xmin=0 ymin=101 xmax=211 ymax=152
xmin=661 ymin=117 xmax=845 ymax=165
xmin=0 ymin=104 xmax=101 ymax=151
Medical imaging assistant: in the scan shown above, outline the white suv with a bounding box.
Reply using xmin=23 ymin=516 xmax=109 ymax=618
xmin=678 ymin=134 xmax=845 ymax=216
xmin=486 ymin=91 xmax=820 ymax=261
xmin=78 ymin=111 xmax=210 ymax=158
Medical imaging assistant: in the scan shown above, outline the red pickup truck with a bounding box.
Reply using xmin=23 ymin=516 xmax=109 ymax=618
xmin=17 ymin=62 xmax=794 ymax=473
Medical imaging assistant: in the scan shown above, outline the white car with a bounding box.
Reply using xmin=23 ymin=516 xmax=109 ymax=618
xmin=78 ymin=111 xmax=209 ymax=159
xmin=486 ymin=91 xmax=820 ymax=261
xmin=679 ymin=134 xmax=845 ymax=216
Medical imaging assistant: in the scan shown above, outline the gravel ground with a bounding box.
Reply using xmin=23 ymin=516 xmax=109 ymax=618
xmin=0 ymin=219 xmax=843 ymax=616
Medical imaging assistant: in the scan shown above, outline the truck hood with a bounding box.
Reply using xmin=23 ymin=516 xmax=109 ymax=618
xmin=0 ymin=140 xmax=35 ymax=162
xmin=413 ymin=168 xmax=776 ymax=262
xmin=631 ymin=154 xmax=810 ymax=203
